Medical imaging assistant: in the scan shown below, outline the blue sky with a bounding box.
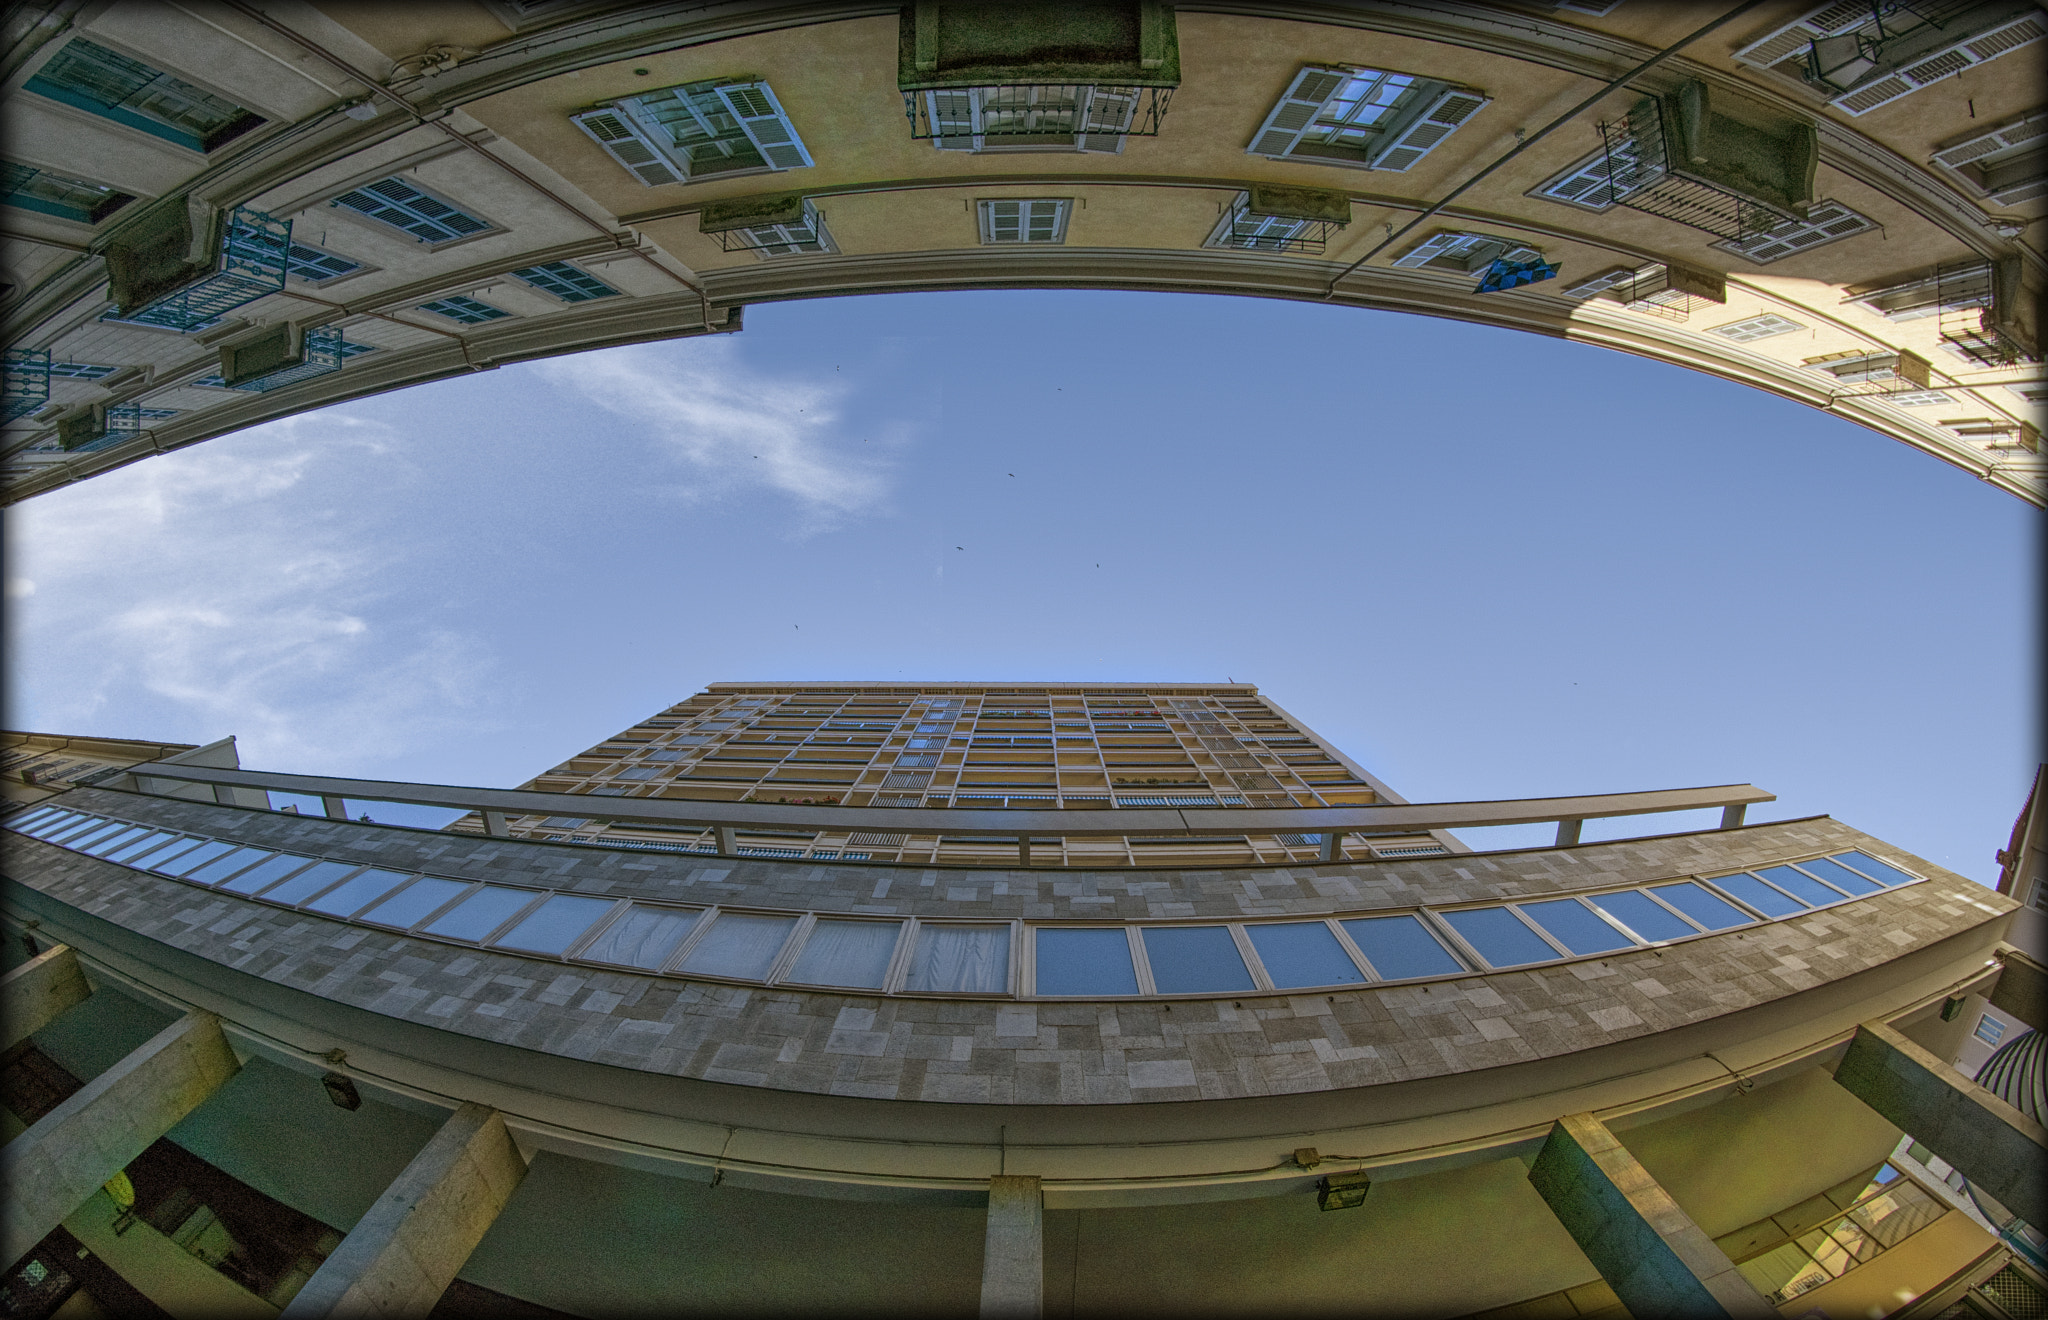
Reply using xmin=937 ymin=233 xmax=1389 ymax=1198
xmin=6 ymin=289 xmax=2037 ymax=881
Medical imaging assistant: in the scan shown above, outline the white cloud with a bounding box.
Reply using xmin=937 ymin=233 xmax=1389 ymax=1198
xmin=535 ymin=338 xmax=895 ymax=524
xmin=5 ymin=412 xmax=499 ymax=771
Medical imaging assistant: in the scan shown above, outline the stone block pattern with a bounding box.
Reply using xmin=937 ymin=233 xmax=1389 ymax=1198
xmin=6 ymin=794 xmax=2017 ymax=1107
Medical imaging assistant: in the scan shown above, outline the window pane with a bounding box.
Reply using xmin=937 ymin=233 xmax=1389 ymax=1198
xmin=1142 ymin=926 xmax=1255 ymax=993
xmin=18 ymin=811 xmax=84 ymax=837
xmin=186 ymin=848 xmax=277 ymax=886
xmin=257 ymin=860 xmax=359 ymax=905
xmin=1036 ymin=928 xmax=1139 ymax=996
xmin=5 ymin=807 xmax=61 ymax=830
xmin=494 ymin=894 xmax=615 ymax=955
xmin=1441 ymin=908 xmax=1560 ymax=968
xmin=578 ymin=906 xmax=699 ymax=970
xmin=76 ymin=825 xmax=150 ymax=855
xmin=1833 ymin=851 xmax=1918 ymax=887
xmin=423 ymin=887 xmax=537 ymax=941
xmin=1340 ymin=915 xmax=1463 ymax=979
xmin=787 ymin=919 xmax=902 ymax=989
xmin=1521 ymin=899 xmax=1635 ymax=955
xmin=1245 ymin=922 xmax=1366 ymax=989
xmin=217 ymin=853 xmax=318 ymax=895
xmin=121 ymin=836 xmax=203 ymax=868
xmin=153 ymin=840 xmax=235 ymax=875
xmin=903 ymin=925 xmax=1010 ymax=993
xmin=56 ymin=821 xmax=126 ymax=847
xmin=1709 ymin=873 xmax=1807 ymax=917
xmin=305 ymin=868 xmax=413 ymax=916
xmin=104 ymin=831 xmax=178 ymax=862
xmin=1589 ymin=891 xmax=1699 ymax=942
xmin=1649 ymin=882 xmax=1753 ymax=931
xmin=1757 ymin=865 xmax=1851 ymax=907
xmin=1791 ymin=857 xmax=1883 ymax=896
xmin=679 ymin=913 xmax=796 ymax=980
xmin=80 ymin=825 xmax=157 ymax=856
xmin=358 ymin=877 xmax=470 ymax=929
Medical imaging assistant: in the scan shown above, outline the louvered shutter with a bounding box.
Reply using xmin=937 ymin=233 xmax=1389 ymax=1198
xmin=1367 ymin=87 xmax=1490 ymax=171
xmin=984 ymin=200 xmax=1024 ymax=242
xmin=1560 ymin=266 xmax=1643 ymax=300
xmin=1024 ymin=199 xmax=1065 ymax=242
xmin=1732 ymin=0 xmax=1882 ymax=69
xmin=1391 ymin=231 xmax=1478 ymax=269
xmin=1932 ymin=112 xmax=2047 ymax=171
xmin=925 ymin=89 xmax=979 ymax=151
xmin=1246 ymin=66 xmax=1346 ymax=158
xmin=1077 ymin=85 xmax=1140 ymax=153
xmin=1831 ymin=12 xmax=2046 ymax=115
xmin=715 ymin=82 xmax=813 ymax=170
xmin=571 ymin=108 xmax=687 ymax=186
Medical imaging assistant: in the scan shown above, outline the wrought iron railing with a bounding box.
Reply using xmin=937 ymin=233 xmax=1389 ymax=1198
xmin=3 ymin=348 xmax=51 ymax=422
xmin=1597 ymin=101 xmax=1795 ymax=243
xmin=120 ymin=208 xmax=291 ymax=333
xmin=904 ymin=84 xmax=1171 ymax=147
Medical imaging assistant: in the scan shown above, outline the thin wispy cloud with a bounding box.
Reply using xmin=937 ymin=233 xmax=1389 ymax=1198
xmin=6 ymin=412 xmax=498 ymax=771
xmin=536 ymin=338 xmax=897 ymax=523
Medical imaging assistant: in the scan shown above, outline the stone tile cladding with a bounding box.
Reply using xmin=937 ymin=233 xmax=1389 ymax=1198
xmin=6 ymin=791 xmax=2016 ymax=1105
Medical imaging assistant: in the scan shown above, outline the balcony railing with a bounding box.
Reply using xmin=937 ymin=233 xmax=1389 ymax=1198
xmin=108 ymin=760 xmax=1774 ymax=866
xmin=118 ymin=207 xmax=291 ymax=333
xmin=1597 ymin=100 xmax=1797 ymax=243
xmin=3 ymin=348 xmax=51 ymax=422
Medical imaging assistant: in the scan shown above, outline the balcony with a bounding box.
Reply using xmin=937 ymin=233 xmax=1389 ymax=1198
xmin=3 ymin=348 xmax=51 ymax=422
xmin=1597 ymin=82 xmax=1816 ymax=243
xmin=103 ymin=204 xmax=290 ymax=333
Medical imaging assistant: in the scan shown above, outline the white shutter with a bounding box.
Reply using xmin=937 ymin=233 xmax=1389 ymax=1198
xmin=1077 ymin=85 xmax=1139 ymax=154
xmin=1538 ymin=145 xmax=1632 ymax=210
xmin=1367 ymin=86 xmax=1490 ymax=171
xmin=1732 ymin=0 xmax=1884 ymax=69
xmin=1831 ymin=13 xmax=2047 ymax=115
xmin=984 ymin=200 xmax=1024 ymax=242
xmin=925 ymin=89 xmax=980 ymax=151
xmin=715 ymin=82 xmax=813 ymax=170
xmin=1390 ymin=231 xmax=1479 ymax=269
xmin=1246 ymin=66 xmax=1347 ymax=158
xmin=1560 ymin=266 xmax=1645 ymax=300
xmin=1932 ymin=111 xmax=2048 ymax=169
xmin=571 ymin=108 xmax=687 ymax=186
xmin=1024 ymin=199 xmax=1065 ymax=242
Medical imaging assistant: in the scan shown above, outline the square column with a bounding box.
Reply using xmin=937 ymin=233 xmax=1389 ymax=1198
xmin=979 ymin=1174 xmax=1043 ymax=1319
xmin=280 ymin=1102 xmax=527 ymax=1318
xmin=1528 ymin=1112 xmax=1776 ymax=1319
xmin=2 ymin=1012 xmax=240 ymax=1266
xmin=1 ymin=942 xmax=91 ymax=1051
xmin=1833 ymin=1019 xmax=2046 ymax=1228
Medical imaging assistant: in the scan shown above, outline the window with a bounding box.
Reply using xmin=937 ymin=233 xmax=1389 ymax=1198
xmin=417 ymin=295 xmax=508 ymax=324
xmin=1881 ymin=390 xmax=1953 ymax=407
xmin=510 ymin=261 xmax=618 ymax=302
xmin=331 ymin=177 xmax=493 ymax=245
xmin=1531 ymin=140 xmax=1644 ymax=211
xmin=47 ymin=361 xmax=120 ymax=379
xmin=1248 ymin=66 xmax=1489 ymax=171
xmin=284 ymin=243 xmax=363 ymax=284
xmin=721 ymin=198 xmax=836 ymax=258
xmin=1716 ymin=201 xmax=1877 ymax=264
xmin=572 ymin=79 xmax=810 ymax=186
xmin=1390 ymin=230 xmax=1541 ymax=274
xmin=1 ymin=162 xmax=132 ymax=224
xmin=26 ymin=38 xmax=263 ymax=152
xmin=1974 ymin=1014 xmax=2007 ymax=1046
xmin=978 ymin=198 xmax=1070 ymax=244
xmin=1712 ymin=313 xmax=1804 ymax=342
xmin=1932 ymin=111 xmax=2047 ymax=206
xmin=1733 ymin=3 xmax=2045 ymax=117
xmin=912 ymin=85 xmax=1154 ymax=154
xmin=1204 ymin=190 xmax=1349 ymax=255
xmin=1849 ymin=264 xmax=1993 ymax=322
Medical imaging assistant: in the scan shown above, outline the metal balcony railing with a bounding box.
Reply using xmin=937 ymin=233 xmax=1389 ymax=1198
xmin=3 ymin=349 xmax=51 ymax=422
xmin=121 ymin=207 xmax=291 ymax=333
xmin=1597 ymin=102 xmax=1796 ymax=243
xmin=903 ymin=84 xmax=1171 ymax=147
xmin=108 ymin=760 xmax=1776 ymax=868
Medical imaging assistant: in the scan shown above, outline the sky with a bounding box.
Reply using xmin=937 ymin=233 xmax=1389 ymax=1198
xmin=5 ymin=289 xmax=2038 ymax=882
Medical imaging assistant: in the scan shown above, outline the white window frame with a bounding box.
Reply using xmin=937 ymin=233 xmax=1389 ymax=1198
xmin=1715 ymin=200 xmax=1878 ymax=265
xmin=1246 ymin=65 xmax=1490 ymax=172
xmin=977 ymin=198 xmax=1072 ymax=244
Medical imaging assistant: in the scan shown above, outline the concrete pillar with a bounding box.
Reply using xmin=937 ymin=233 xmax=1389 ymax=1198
xmin=1990 ymin=948 xmax=2045 ymax=1032
xmin=1319 ymin=832 xmax=1345 ymax=862
xmin=1 ymin=943 xmax=91 ymax=1051
xmin=280 ymin=1102 xmax=527 ymax=1319
xmin=1 ymin=1012 xmax=240 ymax=1266
xmin=979 ymin=1174 xmax=1043 ymax=1320
xmin=1833 ymin=1019 xmax=2046 ymax=1228
xmin=1555 ymin=819 xmax=1583 ymax=847
xmin=1527 ymin=1112 xmax=1776 ymax=1320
